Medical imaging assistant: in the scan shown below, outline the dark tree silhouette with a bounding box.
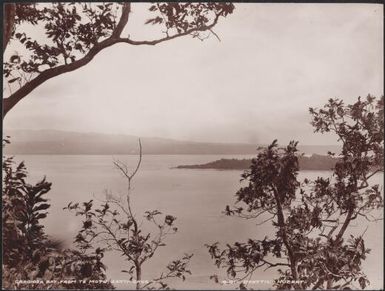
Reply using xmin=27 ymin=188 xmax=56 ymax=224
xmin=2 ymin=138 xmax=113 ymax=289
xmin=206 ymin=95 xmax=384 ymax=290
xmin=2 ymin=2 xmax=234 ymax=117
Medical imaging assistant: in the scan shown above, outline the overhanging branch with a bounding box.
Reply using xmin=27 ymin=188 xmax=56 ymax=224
xmin=2 ymin=6 xmax=222 ymax=118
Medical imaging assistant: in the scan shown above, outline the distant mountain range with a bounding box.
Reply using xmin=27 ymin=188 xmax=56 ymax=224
xmin=3 ymin=130 xmax=341 ymax=155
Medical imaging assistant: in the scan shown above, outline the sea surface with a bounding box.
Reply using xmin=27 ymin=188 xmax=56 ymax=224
xmin=9 ymin=154 xmax=384 ymax=290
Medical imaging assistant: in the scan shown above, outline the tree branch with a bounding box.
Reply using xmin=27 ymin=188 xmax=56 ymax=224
xmin=112 ymin=3 xmax=131 ymax=38
xmin=260 ymin=258 xmax=290 ymax=270
xmin=271 ymin=186 xmax=299 ymax=286
xmin=3 ymin=36 xmax=119 ymax=117
xmin=3 ymin=7 xmax=224 ymax=118
xmin=117 ymin=14 xmax=221 ymax=47
xmin=335 ymin=207 xmax=354 ymax=243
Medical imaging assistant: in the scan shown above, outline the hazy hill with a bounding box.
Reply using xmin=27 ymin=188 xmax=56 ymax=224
xmin=176 ymin=155 xmax=337 ymax=171
xmin=3 ymin=130 xmax=341 ymax=155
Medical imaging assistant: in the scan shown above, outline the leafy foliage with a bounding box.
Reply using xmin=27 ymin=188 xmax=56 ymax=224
xmin=3 ymin=138 xmax=52 ymax=269
xmin=65 ymin=141 xmax=193 ymax=289
xmin=6 ymin=3 xmax=119 ymax=74
xmin=3 ymin=3 xmax=234 ymax=116
xmin=2 ymin=139 xmax=113 ymax=289
xmin=145 ymin=3 xmax=234 ymax=34
xmin=207 ymin=95 xmax=384 ymax=290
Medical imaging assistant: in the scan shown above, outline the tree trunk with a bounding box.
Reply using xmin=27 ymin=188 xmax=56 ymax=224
xmin=3 ymin=3 xmax=16 ymax=53
xmin=135 ymin=263 xmax=142 ymax=290
xmin=2 ymin=97 xmax=16 ymax=119
xmin=272 ymin=187 xmax=300 ymax=288
xmin=335 ymin=208 xmax=354 ymax=243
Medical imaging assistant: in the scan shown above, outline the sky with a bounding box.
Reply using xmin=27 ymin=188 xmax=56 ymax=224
xmin=3 ymin=3 xmax=384 ymax=145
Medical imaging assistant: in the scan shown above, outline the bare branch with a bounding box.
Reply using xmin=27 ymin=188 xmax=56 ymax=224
xmin=209 ymin=29 xmax=221 ymax=42
xmin=117 ymin=14 xmax=221 ymax=47
xmin=359 ymin=169 xmax=382 ymax=190
xmin=255 ymin=214 xmax=276 ymax=226
xmin=261 ymin=259 xmax=290 ymax=270
xmin=112 ymin=3 xmax=131 ymax=38
xmin=113 ymin=160 xmax=130 ymax=179
xmin=130 ymin=139 xmax=142 ymax=181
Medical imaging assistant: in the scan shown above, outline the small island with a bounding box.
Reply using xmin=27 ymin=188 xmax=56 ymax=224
xmin=176 ymin=154 xmax=338 ymax=171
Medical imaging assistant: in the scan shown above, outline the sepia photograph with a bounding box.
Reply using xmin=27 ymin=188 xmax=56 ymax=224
xmin=2 ymin=2 xmax=384 ymax=290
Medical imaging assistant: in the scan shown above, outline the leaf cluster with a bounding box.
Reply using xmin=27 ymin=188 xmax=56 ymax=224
xmin=4 ymin=3 xmax=120 ymax=84
xmin=207 ymin=96 xmax=384 ymax=290
xmin=2 ymin=140 xmax=113 ymax=289
xmin=146 ymin=3 xmax=234 ymax=33
xmin=64 ymin=154 xmax=193 ymax=289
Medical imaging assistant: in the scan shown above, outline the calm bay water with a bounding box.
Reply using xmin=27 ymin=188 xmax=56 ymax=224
xmin=11 ymin=154 xmax=384 ymax=290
